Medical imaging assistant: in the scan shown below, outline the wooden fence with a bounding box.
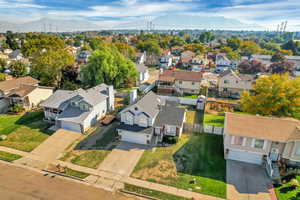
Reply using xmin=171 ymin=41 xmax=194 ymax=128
xmin=183 ymin=123 xmax=203 ymax=133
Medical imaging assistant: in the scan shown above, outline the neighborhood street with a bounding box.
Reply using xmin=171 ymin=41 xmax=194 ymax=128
xmin=0 ymin=162 xmax=136 ymax=200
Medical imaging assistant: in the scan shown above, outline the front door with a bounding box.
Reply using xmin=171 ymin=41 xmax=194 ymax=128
xmin=270 ymin=148 xmax=279 ymax=161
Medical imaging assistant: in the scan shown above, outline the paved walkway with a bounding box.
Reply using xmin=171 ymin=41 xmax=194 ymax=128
xmin=98 ymin=142 xmax=145 ymax=176
xmin=227 ymin=160 xmax=272 ymax=200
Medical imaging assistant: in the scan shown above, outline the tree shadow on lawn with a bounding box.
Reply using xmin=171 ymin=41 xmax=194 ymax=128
xmin=172 ymin=133 xmax=226 ymax=182
xmin=279 ymin=185 xmax=297 ymax=194
xmin=15 ymin=111 xmax=54 ymax=135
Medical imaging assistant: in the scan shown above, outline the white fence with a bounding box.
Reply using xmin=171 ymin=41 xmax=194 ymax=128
xmin=158 ymin=95 xmax=197 ymax=106
xmin=203 ymin=125 xmax=224 ymax=135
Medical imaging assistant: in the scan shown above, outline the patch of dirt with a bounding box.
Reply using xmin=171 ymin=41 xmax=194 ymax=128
xmin=132 ymin=160 xmax=178 ymax=183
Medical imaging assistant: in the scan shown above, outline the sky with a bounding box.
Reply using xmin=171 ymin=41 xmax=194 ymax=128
xmin=0 ymin=0 xmax=300 ymax=30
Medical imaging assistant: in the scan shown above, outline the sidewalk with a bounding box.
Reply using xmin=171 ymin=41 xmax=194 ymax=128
xmin=0 ymin=145 xmax=226 ymax=200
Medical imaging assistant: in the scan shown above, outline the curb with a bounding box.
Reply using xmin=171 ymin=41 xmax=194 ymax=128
xmin=42 ymin=169 xmax=85 ymax=182
xmin=120 ymin=189 xmax=160 ymax=200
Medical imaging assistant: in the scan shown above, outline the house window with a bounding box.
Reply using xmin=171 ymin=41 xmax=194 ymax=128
xmin=179 ymin=81 xmax=182 ymax=84
xmin=236 ymin=80 xmax=239 ymax=84
xmin=191 ymin=82 xmax=195 ymax=85
xmin=245 ymin=138 xmax=252 ymax=147
xmin=295 ymin=146 xmax=300 ymax=156
xmin=223 ymin=88 xmax=228 ymax=92
xmin=254 ymin=139 xmax=264 ymax=149
xmin=224 ymin=80 xmax=229 ymax=84
xmin=191 ymin=90 xmax=195 ymax=93
xmin=233 ymin=136 xmax=243 ymax=145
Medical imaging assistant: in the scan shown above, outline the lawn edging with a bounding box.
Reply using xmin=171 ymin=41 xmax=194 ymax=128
xmin=42 ymin=169 xmax=89 ymax=181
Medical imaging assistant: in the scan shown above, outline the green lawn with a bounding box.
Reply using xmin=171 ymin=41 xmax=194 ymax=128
xmin=182 ymin=94 xmax=199 ymax=99
xmin=0 ymin=150 xmax=22 ymax=161
xmin=0 ymin=112 xmax=54 ymax=152
xmin=60 ymin=150 xmax=110 ymax=169
xmin=124 ymin=184 xmax=189 ymax=200
xmin=186 ymin=110 xmax=203 ymax=124
xmin=64 ymin=168 xmax=90 ymax=179
xmin=275 ymin=176 xmax=300 ymax=200
xmin=204 ymin=114 xmax=225 ymax=127
xmin=132 ymin=133 xmax=227 ymax=198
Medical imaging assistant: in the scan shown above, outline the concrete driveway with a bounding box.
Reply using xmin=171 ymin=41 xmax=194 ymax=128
xmin=227 ymin=160 xmax=272 ymax=200
xmin=31 ymin=129 xmax=81 ymax=162
xmin=98 ymin=142 xmax=146 ymax=176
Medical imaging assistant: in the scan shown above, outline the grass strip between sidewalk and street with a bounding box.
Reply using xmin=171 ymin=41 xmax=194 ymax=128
xmin=124 ymin=183 xmax=189 ymax=200
xmin=0 ymin=150 xmax=22 ymax=161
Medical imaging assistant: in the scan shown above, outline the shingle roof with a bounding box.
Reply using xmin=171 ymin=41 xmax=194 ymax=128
xmin=0 ymin=76 xmax=39 ymax=93
xmin=154 ymin=106 xmax=186 ymax=127
xmin=117 ymin=123 xmax=153 ymax=135
xmin=121 ymin=91 xmax=163 ymax=118
xmin=136 ymin=63 xmax=148 ymax=73
xmin=225 ymin=113 xmax=300 ymax=142
xmin=40 ymin=84 xmax=108 ymax=110
xmin=159 ymin=70 xmax=203 ymax=82
xmin=57 ymin=105 xmax=90 ymax=123
xmin=7 ymin=85 xmax=37 ymax=97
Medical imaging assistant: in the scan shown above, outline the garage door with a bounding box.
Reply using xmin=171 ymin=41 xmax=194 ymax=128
xmin=118 ymin=130 xmax=149 ymax=145
xmin=60 ymin=121 xmax=82 ymax=133
xmin=228 ymin=149 xmax=263 ymax=165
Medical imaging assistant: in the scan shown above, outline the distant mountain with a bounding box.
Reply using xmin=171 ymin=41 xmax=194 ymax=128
xmin=0 ymin=18 xmax=101 ymax=32
xmin=115 ymin=15 xmax=265 ymax=30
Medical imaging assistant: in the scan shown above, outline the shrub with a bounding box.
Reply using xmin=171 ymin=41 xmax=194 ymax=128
xmin=163 ymin=136 xmax=179 ymax=144
xmin=9 ymin=104 xmax=24 ymax=113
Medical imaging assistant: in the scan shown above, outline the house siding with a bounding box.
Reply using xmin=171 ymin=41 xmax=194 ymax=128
xmin=27 ymin=87 xmax=53 ymax=108
xmin=83 ymin=100 xmax=107 ymax=131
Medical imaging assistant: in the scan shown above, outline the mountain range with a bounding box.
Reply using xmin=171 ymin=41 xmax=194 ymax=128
xmin=0 ymin=15 xmax=265 ymax=32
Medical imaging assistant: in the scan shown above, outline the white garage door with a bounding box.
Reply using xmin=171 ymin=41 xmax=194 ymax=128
xmin=118 ymin=130 xmax=149 ymax=145
xmin=61 ymin=121 xmax=82 ymax=133
xmin=228 ymin=149 xmax=263 ymax=165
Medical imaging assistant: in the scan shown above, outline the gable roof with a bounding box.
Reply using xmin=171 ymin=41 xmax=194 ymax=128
xmin=225 ymin=112 xmax=300 ymax=142
xmin=219 ymin=70 xmax=255 ymax=82
xmin=7 ymin=85 xmax=37 ymax=97
xmin=121 ymin=91 xmax=163 ymax=118
xmin=154 ymin=106 xmax=186 ymax=127
xmin=159 ymin=70 xmax=203 ymax=82
xmin=0 ymin=76 xmax=39 ymax=93
xmin=40 ymin=84 xmax=108 ymax=110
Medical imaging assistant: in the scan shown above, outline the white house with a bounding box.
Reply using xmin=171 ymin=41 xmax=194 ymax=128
xmin=159 ymin=55 xmax=172 ymax=69
xmin=117 ymin=91 xmax=186 ymax=145
xmin=40 ymin=84 xmax=114 ymax=133
xmin=136 ymin=63 xmax=149 ymax=84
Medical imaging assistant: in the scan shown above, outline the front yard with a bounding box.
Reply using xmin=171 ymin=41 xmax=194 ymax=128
xmin=132 ymin=133 xmax=226 ymax=198
xmin=0 ymin=112 xmax=54 ymax=152
xmin=275 ymin=175 xmax=300 ymax=200
xmin=60 ymin=123 xmax=118 ymax=169
xmin=204 ymin=114 xmax=225 ymax=127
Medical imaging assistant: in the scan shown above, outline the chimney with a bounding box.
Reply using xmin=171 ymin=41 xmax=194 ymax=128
xmin=130 ymin=89 xmax=138 ymax=104
xmin=107 ymin=85 xmax=114 ymax=111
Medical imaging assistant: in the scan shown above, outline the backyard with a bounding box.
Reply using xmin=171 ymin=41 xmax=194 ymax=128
xmin=0 ymin=111 xmax=54 ymax=152
xmin=60 ymin=123 xmax=118 ymax=169
xmin=131 ymin=133 xmax=227 ymax=198
xmin=275 ymin=175 xmax=300 ymax=200
xmin=204 ymin=114 xmax=225 ymax=127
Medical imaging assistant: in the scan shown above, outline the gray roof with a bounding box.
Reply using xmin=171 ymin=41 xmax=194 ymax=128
xmin=121 ymin=91 xmax=164 ymax=118
xmin=117 ymin=123 xmax=153 ymax=135
xmin=154 ymin=106 xmax=186 ymax=127
xmin=57 ymin=105 xmax=90 ymax=123
xmin=136 ymin=63 xmax=148 ymax=73
xmin=40 ymin=84 xmax=108 ymax=110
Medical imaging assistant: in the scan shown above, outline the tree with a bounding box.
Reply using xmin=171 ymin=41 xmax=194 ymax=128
xmin=31 ymin=50 xmax=75 ymax=86
xmin=238 ymin=59 xmax=268 ymax=74
xmin=281 ymin=40 xmax=300 ymax=55
xmin=22 ymin=33 xmax=66 ymax=57
xmin=137 ymin=40 xmax=161 ymax=55
xmin=271 ymin=51 xmax=285 ymax=62
xmin=241 ymin=74 xmax=300 ymax=119
xmin=269 ymin=61 xmax=295 ymax=74
xmin=114 ymin=43 xmax=137 ymax=60
xmin=279 ymin=49 xmax=293 ymax=56
xmin=10 ymin=61 xmax=27 ymax=77
xmin=0 ymin=73 xmax=6 ymax=81
xmin=220 ymin=46 xmax=240 ymax=61
xmin=80 ymin=45 xmax=137 ymax=88
xmin=199 ymin=32 xmax=215 ymax=43
xmin=89 ymin=37 xmax=105 ymax=50
xmin=184 ymin=43 xmax=206 ymax=54
xmin=227 ymin=38 xmax=241 ymax=51
xmin=240 ymin=41 xmax=260 ymax=56
xmin=6 ymin=31 xmax=19 ymax=50
xmin=0 ymin=58 xmax=7 ymax=71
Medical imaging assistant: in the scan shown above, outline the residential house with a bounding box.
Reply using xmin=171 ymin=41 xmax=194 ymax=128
xmin=159 ymin=55 xmax=172 ymax=69
xmin=77 ymin=50 xmax=91 ymax=64
xmin=8 ymin=49 xmax=23 ymax=61
xmin=224 ymin=112 xmax=300 ymax=169
xmin=215 ymin=53 xmax=233 ymax=73
xmin=136 ymin=63 xmax=149 ymax=84
xmin=135 ymin=51 xmax=146 ymax=64
xmin=218 ymin=70 xmax=255 ymax=98
xmin=179 ymin=50 xmax=195 ymax=68
xmin=190 ymin=56 xmax=209 ymax=71
xmin=0 ymin=76 xmax=53 ymax=110
xmin=157 ymin=70 xmax=203 ymax=95
xmin=3 ymin=49 xmax=13 ymax=55
xmin=40 ymin=84 xmax=114 ymax=133
xmin=117 ymin=91 xmax=186 ymax=145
